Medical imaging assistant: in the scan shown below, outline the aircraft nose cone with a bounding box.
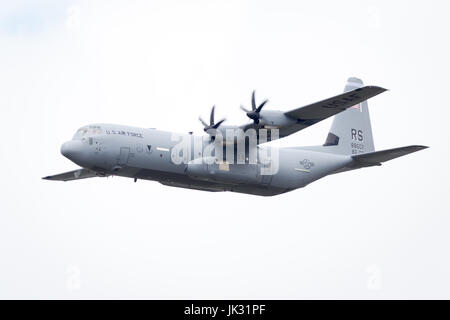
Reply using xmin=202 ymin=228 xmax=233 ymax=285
xmin=61 ymin=140 xmax=83 ymax=159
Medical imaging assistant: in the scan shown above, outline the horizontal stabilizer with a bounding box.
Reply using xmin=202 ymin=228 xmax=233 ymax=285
xmin=351 ymin=145 xmax=428 ymax=166
xmin=42 ymin=168 xmax=99 ymax=181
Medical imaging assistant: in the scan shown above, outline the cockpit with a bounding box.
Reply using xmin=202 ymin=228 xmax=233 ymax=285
xmin=72 ymin=125 xmax=104 ymax=140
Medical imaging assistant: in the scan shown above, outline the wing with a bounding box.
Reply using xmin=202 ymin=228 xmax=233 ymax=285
xmin=280 ymin=86 xmax=387 ymax=137
xmin=237 ymin=86 xmax=387 ymax=143
xmin=42 ymin=168 xmax=99 ymax=181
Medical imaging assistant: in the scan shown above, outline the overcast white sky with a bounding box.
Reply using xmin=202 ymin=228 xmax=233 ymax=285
xmin=0 ymin=0 xmax=449 ymax=299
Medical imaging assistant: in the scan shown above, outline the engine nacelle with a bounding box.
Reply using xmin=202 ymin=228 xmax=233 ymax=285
xmin=258 ymin=110 xmax=297 ymax=128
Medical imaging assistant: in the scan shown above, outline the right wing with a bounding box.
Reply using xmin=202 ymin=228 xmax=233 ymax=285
xmin=42 ymin=168 xmax=99 ymax=181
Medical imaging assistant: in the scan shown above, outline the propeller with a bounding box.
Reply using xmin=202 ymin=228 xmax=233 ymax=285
xmin=240 ymin=90 xmax=268 ymax=124
xmin=199 ymin=105 xmax=226 ymax=138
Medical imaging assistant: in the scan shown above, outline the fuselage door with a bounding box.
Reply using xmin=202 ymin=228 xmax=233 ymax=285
xmin=118 ymin=147 xmax=130 ymax=165
xmin=260 ymin=157 xmax=273 ymax=185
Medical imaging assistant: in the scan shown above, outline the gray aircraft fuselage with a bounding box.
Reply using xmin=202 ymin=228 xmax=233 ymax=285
xmin=62 ymin=123 xmax=352 ymax=196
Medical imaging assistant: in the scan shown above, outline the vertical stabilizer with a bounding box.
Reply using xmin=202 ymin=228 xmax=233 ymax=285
xmin=323 ymin=77 xmax=375 ymax=155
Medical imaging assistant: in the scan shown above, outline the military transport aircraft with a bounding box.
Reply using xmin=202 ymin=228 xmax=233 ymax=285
xmin=43 ymin=78 xmax=427 ymax=196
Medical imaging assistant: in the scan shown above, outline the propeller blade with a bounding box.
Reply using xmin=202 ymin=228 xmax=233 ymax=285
xmin=256 ymin=99 xmax=268 ymax=112
xmin=251 ymin=90 xmax=256 ymax=111
xmin=212 ymin=118 xmax=226 ymax=129
xmin=210 ymin=105 xmax=215 ymax=126
xmin=240 ymin=105 xmax=250 ymax=113
xmin=199 ymin=117 xmax=208 ymax=127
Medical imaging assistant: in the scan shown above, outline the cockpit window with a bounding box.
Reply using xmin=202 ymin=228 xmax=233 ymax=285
xmin=73 ymin=125 xmax=103 ymax=140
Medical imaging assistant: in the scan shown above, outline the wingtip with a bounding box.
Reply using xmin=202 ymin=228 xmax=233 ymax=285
xmin=365 ymin=85 xmax=388 ymax=92
xmin=407 ymin=145 xmax=429 ymax=152
xmin=354 ymin=86 xmax=388 ymax=94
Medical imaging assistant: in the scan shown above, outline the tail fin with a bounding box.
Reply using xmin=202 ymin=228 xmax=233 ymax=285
xmin=323 ymin=77 xmax=375 ymax=155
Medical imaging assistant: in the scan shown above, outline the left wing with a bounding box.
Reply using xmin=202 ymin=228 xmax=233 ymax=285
xmin=239 ymin=86 xmax=387 ymax=142
xmin=42 ymin=168 xmax=99 ymax=181
xmin=281 ymin=86 xmax=387 ymax=137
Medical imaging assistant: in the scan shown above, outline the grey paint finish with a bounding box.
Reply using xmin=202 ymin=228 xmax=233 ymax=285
xmin=43 ymin=78 xmax=428 ymax=196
